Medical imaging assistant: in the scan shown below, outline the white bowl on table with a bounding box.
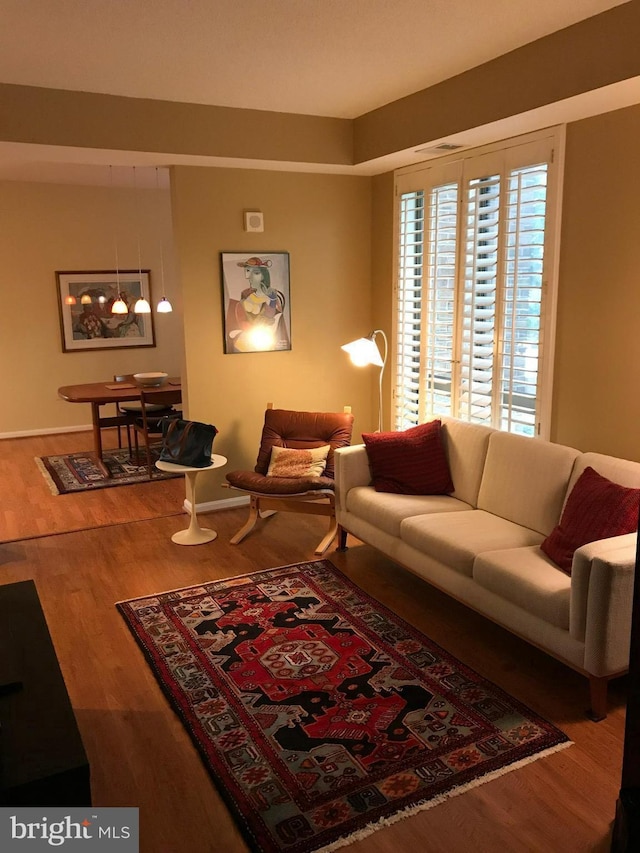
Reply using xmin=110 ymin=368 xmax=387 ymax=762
xmin=133 ymin=372 xmax=169 ymax=387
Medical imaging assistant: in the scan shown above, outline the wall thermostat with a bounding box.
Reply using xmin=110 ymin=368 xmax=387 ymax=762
xmin=244 ymin=211 xmax=264 ymax=232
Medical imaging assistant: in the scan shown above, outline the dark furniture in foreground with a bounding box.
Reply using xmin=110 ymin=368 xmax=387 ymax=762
xmin=612 ymin=518 xmax=640 ymax=851
xmin=0 ymin=580 xmax=91 ymax=805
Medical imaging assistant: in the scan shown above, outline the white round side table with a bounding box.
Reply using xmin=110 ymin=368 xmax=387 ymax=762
xmin=155 ymin=453 xmax=227 ymax=545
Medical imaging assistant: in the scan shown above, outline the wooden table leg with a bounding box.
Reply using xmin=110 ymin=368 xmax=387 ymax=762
xmin=91 ymin=402 xmax=104 ymax=460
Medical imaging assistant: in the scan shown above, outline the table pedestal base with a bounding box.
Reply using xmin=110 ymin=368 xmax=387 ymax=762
xmin=171 ymin=526 xmax=217 ymax=546
xmin=154 ymin=457 xmax=227 ymax=547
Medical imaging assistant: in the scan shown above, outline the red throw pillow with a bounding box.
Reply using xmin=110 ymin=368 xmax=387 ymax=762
xmin=541 ymin=466 xmax=640 ymax=574
xmin=362 ymin=420 xmax=453 ymax=495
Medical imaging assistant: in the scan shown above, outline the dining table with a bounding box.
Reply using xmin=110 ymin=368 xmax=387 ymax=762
xmin=57 ymin=376 xmax=181 ymax=462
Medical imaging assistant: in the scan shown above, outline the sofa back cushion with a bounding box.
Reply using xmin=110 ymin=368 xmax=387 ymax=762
xmin=477 ymin=431 xmax=580 ymax=535
xmin=440 ymin=417 xmax=495 ymax=507
xmin=566 ymin=451 xmax=640 ymax=496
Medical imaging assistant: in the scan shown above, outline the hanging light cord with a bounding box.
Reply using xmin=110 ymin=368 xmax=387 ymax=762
xmin=155 ymin=166 xmax=172 ymax=312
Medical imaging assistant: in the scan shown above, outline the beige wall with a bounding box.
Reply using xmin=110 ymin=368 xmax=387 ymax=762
xmin=357 ymin=1 xmax=640 ymax=163
xmin=551 ymin=103 xmax=640 ymax=460
xmin=371 ymin=172 xmax=395 ymax=430
xmin=170 ymin=166 xmax=373 ymax=502
xmin=0 ymin=180 xmax=184 ymax=434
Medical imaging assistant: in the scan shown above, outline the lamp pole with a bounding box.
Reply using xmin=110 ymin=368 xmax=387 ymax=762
xmin=373 ymin=329 xmax=388 ymax=433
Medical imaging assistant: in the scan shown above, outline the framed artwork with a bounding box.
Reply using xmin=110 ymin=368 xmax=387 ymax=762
xmin=56 ymin=270 xmax=156 ymax=352
xmin=220 ymin=252 xmax=291 ymax=354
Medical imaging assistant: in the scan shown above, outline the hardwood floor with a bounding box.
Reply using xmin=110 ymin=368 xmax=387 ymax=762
xmin=0 ymin=433 xmax=627 ymax=852
xmin=0 ymin=429 xmax=186 ymax=542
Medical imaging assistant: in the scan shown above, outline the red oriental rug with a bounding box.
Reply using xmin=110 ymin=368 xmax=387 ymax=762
xmin=117 ymin=560 xmax=571 ymax=853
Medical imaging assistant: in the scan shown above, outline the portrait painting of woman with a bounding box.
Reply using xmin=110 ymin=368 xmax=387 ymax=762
xmin=221 ymin=253 xmax=291 ymax=353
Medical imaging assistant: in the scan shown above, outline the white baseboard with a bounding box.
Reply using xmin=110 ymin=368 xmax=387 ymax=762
xmin=184 ymin=494 xmax=249 ymax=515
xmin=0 ymin=425 xmax=93 ymax=440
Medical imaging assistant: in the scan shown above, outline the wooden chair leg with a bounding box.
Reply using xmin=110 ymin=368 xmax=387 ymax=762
xmin=587 ymin=675 xmax=609 ymax=721
xmin=145 ymin=435 xmax=154 ymax=479
xmin=315 ymin=516 xmax=339 ymax=555
xmin=230 ymin=495 xmax=262 ymax=545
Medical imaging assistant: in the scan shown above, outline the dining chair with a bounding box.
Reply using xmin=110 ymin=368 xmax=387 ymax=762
xmin=131 ymin=388 xmax=182 ymax=478
xmin=112 ymin=375 xmax=135 ymax=453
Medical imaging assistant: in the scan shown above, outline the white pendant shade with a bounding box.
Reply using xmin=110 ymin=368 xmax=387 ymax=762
xmin=157 ymin=296 xmax=173 ymax=313
xmin=134 ymin=297 xmax=151 ymax=314
xmin=111 ymin=296 xmax=128 ymax=314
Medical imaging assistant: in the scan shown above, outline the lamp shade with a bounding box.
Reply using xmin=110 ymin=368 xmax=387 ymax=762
xmin=156 ymin=296 xmax=173 ymax=313
xmin=111 ymin=296 xmax=128 ymax=314
xmin=341 ymin=335 xmax=384 ymax=368
xmin=134 ymin=297 xmax=151 ymax=314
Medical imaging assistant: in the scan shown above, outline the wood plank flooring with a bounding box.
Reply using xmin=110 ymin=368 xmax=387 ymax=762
xmin=0 ymin=430 xmax=186 ymax=542
xmin=0 ymin=433 xmax=627 ymax=852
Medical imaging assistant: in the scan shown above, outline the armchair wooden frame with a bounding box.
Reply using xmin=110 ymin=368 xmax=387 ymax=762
xmin=231 ymin=490 xmax=338 ymax=555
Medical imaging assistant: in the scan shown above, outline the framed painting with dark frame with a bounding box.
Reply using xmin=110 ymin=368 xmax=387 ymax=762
xmin=220 ymin=252 xmax=291 ymax=353
xmin=56 ymin=270 xmax=156 ymax=352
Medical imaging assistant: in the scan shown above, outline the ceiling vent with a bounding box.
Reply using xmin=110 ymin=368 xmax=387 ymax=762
xmin=415 ymin=142 xmax=465 ymax=154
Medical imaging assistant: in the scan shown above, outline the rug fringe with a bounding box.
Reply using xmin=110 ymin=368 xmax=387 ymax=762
xmin=34 ymin=456 xmax=60 ymax=495
xmin=115 ymin=560 xmax=332 ymax=605
xmin=317 ymin=740 xmax=573 ymax=853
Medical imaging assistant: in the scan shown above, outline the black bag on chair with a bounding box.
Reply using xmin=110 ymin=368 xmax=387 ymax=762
xmin=159 ymin=419 xmax=218 ymax=468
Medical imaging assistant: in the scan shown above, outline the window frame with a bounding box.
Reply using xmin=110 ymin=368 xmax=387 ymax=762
xmin=392 ymin=127 xmax=565 ymax=440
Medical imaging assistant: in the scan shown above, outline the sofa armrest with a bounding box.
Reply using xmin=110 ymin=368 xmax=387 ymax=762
xmin=570 ymin=532 xmax=636 ymax=675
xmin=334 ymin=445 xmax=371 ymax=510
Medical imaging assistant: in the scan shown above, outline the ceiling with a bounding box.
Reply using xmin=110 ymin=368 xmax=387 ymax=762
xmin=0 ymin=0 xmax=633 ymax=183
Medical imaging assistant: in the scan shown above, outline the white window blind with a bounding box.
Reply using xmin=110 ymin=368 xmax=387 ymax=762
xmin=394 ymin=131 xmax=561 ymax=438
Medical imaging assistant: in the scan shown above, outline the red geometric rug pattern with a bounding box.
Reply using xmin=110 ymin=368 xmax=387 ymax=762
xmin=117 ymin=561 xmax=571 ymax=853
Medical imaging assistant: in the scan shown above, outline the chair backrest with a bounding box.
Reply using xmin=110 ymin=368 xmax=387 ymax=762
xmin=138 ymin=388 xmax=182 ymax=434
xmin=255 ymin=408 xmax=354 ymax=480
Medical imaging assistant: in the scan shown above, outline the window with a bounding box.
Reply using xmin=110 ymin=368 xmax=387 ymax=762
xmin=394 ymin=130 xmax=563 ymax=438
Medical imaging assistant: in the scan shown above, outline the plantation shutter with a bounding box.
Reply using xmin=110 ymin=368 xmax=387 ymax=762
xmin=394 ymin=131 xmax=560 ymax=439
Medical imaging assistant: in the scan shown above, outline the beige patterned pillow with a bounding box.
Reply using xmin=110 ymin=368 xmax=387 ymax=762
xmin=266 ymin=445 xmax=330 ymax=478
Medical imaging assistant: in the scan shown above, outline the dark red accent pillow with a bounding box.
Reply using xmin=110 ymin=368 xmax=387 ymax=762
xmin=362 ymin=420 xmax=454 ymax=495
xmin=541 ymin=466 xmax=640 ymax=574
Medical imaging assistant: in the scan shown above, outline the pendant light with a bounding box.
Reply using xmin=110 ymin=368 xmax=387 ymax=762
xmin=133 ymin=166 xmax=151 ymax=314
xmin=110 ymin=165 xmax=128 ymax=315
xmin=155 ymin=167 xmax=173 ymax=313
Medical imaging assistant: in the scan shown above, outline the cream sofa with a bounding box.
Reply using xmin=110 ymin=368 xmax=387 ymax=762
xmin=334 ymin=417 xmax=640 ymax=719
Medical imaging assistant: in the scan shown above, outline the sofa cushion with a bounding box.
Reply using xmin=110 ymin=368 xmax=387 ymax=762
xmin=362 ymin=420 xmax=453 ymax=495
xmin=345 ymin=486 xmax=472 ymax=538
xmin=473 ymin=547 xmax=571 ymax=631
xmin=565 ymin=451 xmax=640 ymax=496
xmin=400 ymin=510 xmax=544 ymax=577
xmin=476 ymin=431 xmax=580 ymax=535
xmin=440 ymin=417 xmax=495 ymax=507
xmin=540 ymin=466 xmax=640 ymax=574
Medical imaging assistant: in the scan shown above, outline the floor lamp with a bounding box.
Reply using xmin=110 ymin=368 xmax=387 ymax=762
xmin=341 ymin=329 xmax=388 ymax=432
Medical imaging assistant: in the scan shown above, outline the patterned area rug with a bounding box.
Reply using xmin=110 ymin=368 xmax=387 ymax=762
xmin=118 ymin=560 xmax=571 ymax=853
xmin=36 ymin=448 xmax=181 ymax=494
